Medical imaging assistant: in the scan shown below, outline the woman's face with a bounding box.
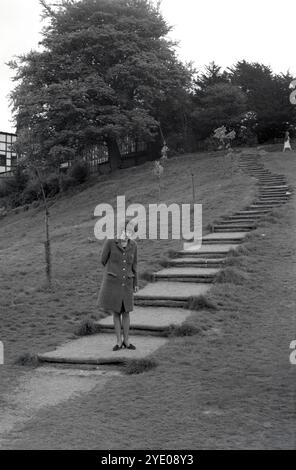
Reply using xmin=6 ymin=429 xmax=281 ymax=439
xmin=119 ymin=229 xmax=132 ymax=240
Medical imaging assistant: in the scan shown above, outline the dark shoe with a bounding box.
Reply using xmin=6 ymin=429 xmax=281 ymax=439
xmin=123 ymin=341 xmax=136 ymax=350
xmin=113 ymin=344 xmax=122 ymax=351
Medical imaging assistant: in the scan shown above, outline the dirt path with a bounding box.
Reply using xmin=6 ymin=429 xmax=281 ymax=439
xmin=0 ymin=366 xmax=120 ymax=449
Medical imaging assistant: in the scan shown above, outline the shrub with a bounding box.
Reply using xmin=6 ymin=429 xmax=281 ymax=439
xmin=59 ymin=173 xmax=77 ymax=191
xmin=42 ymin=173 xmax=60 ymax=197
xmin=69 ymin=160 xmax=89 ymax=184
xmin=0 ymin=166 xmax=29 ymax=197
xmin=21 ymin=178 xmax=41 ymax=204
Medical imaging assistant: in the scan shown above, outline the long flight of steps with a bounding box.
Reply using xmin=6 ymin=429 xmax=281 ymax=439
xmin=38 ymin=150 xmax=291 ymax=366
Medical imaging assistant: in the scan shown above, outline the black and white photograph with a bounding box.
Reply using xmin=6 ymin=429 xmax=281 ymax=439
xmin=0 ymin=0 xmax=295 ymax=454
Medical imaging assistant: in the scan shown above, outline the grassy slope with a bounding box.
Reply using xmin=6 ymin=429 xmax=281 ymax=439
xmin=3 ymin=148 xmax=295 ymax=450
xmin=0 ymin=149 xmax=262 ymax=446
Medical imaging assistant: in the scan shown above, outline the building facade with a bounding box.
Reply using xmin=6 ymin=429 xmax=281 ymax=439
xmin=0 ymin=131 xmax=17 ymax=174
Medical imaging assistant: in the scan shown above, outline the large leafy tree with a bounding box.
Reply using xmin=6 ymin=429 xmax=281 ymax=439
xmin=9 ymin=0 xmax=192 ymax=170
xmin=229 ymin=60 xmax=296 ymax=142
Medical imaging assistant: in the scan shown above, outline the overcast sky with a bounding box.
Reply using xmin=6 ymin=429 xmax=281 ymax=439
xmin=1 ymin=0 xmax=295 ymax=133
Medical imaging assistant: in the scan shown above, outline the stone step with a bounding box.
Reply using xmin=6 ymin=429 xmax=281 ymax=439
xmin=224 ymin=215 xmax=262 ymax=221
xmin=97 ymin=306 xmax=190 ymax=335
xmin=201 ymin=236 xmax=246 ymax=242
xmin=213 ymin=223 xmax=255 ymax=229
xmin=258 ymin=182 xmax=287 ymax=185
xmin=239 ymin=164 xmax=265 ymax=167
xmin=218 ymin=215 xmax=256 ymax=225
xmin=134 ymin=281 xmax=211 ymax=307
xmin=218 ymin=218 xmax=257 ymax=224
xmin=240 ymin=167 xmax=266 ymax=170
xmin=247 ymin=171 xmax=271 ymax=175
xmin=169 ymin=257 xmax=226 ymax=268
xmin=202 ymin=232 xmax=248 ymax=243
xmin=134 ymin=298 xmax=188 ymax=308
xmin=256 ymin=199 xmax=288 ymax=204
xmin=259 ymin=175 xmax=286 ymax=178
xmin=259 ymin=187 xmax=289 ymax=191
xmin=213 ymin=226 xmax=252 ymax=233
xmin=260 ymin=185 xmax=288 ymax=189
xmin=154 ymin=266 xmax=219 ymax=283
xmin=258 ymin=179 xmax=286 ymax=183
xmin=258 ymin=193 xmax=290 ymax=197
xmin=249 ymin=205 xmax=280 ymax=211
xmin=135 ymin=281 xmax=211 ymax=299
xmin=221 ymin=219 xmax=258 ymax=224
xmin=252 ymin=201 xmax=284 ymax=206
xmin=242 ymin=167 xmax=263 ymax=170
xmin=38 ymin=334 xmax=168 ymax=365
xmin=258 ymin=193 xmax=289 ymax=197
xmin=178 ymin=243 xmax=240 ymax=258
xmin=237 ymin=209 xmax=272 ymax=216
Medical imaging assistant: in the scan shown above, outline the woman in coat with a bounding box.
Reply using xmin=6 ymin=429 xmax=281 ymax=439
xmin=97 ymin=220 xmax=139 ymax=351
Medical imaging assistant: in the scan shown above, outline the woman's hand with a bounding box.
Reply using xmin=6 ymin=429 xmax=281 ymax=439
xmin=134 ymin=286 xmax=139 ymax=293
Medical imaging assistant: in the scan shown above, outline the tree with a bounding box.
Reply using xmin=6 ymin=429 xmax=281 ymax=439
xmin=191 ymin=82 xmax=247 ymax=140
xmin=194 ymin=61 xmax=229 ymax=93
xmin=9 ymin=0 xmax=192 ymax=170
xmin=229 ymin=61 xmax=296 ymax=142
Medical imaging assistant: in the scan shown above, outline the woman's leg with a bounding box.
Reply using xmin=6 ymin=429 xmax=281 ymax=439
xmin=113 ymin=312 xmax=122 ymax=346
xmin=122 ymin=311 xmax=130 ymax=345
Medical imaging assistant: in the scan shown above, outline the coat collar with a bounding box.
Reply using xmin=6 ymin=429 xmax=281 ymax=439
xmin=114 ymin=238 xmax=132 ymax=252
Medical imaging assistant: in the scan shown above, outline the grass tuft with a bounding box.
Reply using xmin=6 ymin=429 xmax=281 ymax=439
xmin=166 ymin=249 xmax=178 ymax=259
xmin=75 ymin=319 xmax=98 ymax=336
xmin=158 ymin=258 xmax=170 ymax=268
xmin=123 ymin=358 xmax=158 ymax=375
xmin=224 ymin=256 xmax=246 ymax=267
xmin=188 ymin=294 xmax=217 ymax=311
xmin=164 ymin=323 xmax=201 ymax=337
xmin=228 ymin=245 xmax=250 ymax=257
xmin=215 ymin=267 xmax=247 ymax=285
xmin=15 ymin=353 xmax=40 ymax=367
xmin=139 ymin=271 xmax=155 ymax=282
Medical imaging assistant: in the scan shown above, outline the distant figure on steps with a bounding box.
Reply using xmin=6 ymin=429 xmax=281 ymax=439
xmin=283 ymin=131 xmax=292 ymax=152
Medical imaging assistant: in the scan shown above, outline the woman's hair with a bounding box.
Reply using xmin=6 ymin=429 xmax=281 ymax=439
xmin=118 ymin=218 xmax=138 ymax=236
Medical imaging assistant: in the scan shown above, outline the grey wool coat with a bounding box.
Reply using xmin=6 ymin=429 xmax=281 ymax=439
xmin=97 ymin=238 xmax=138 ymax=313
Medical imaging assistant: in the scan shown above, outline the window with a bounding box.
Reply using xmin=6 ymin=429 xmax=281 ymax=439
xmin=11 ymin=155 xmax=17 ymax=167
xmin=0 ymin=154 xmax=6 ymax=167
xmin=0 ymin=142 xmax=6 ymax=152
